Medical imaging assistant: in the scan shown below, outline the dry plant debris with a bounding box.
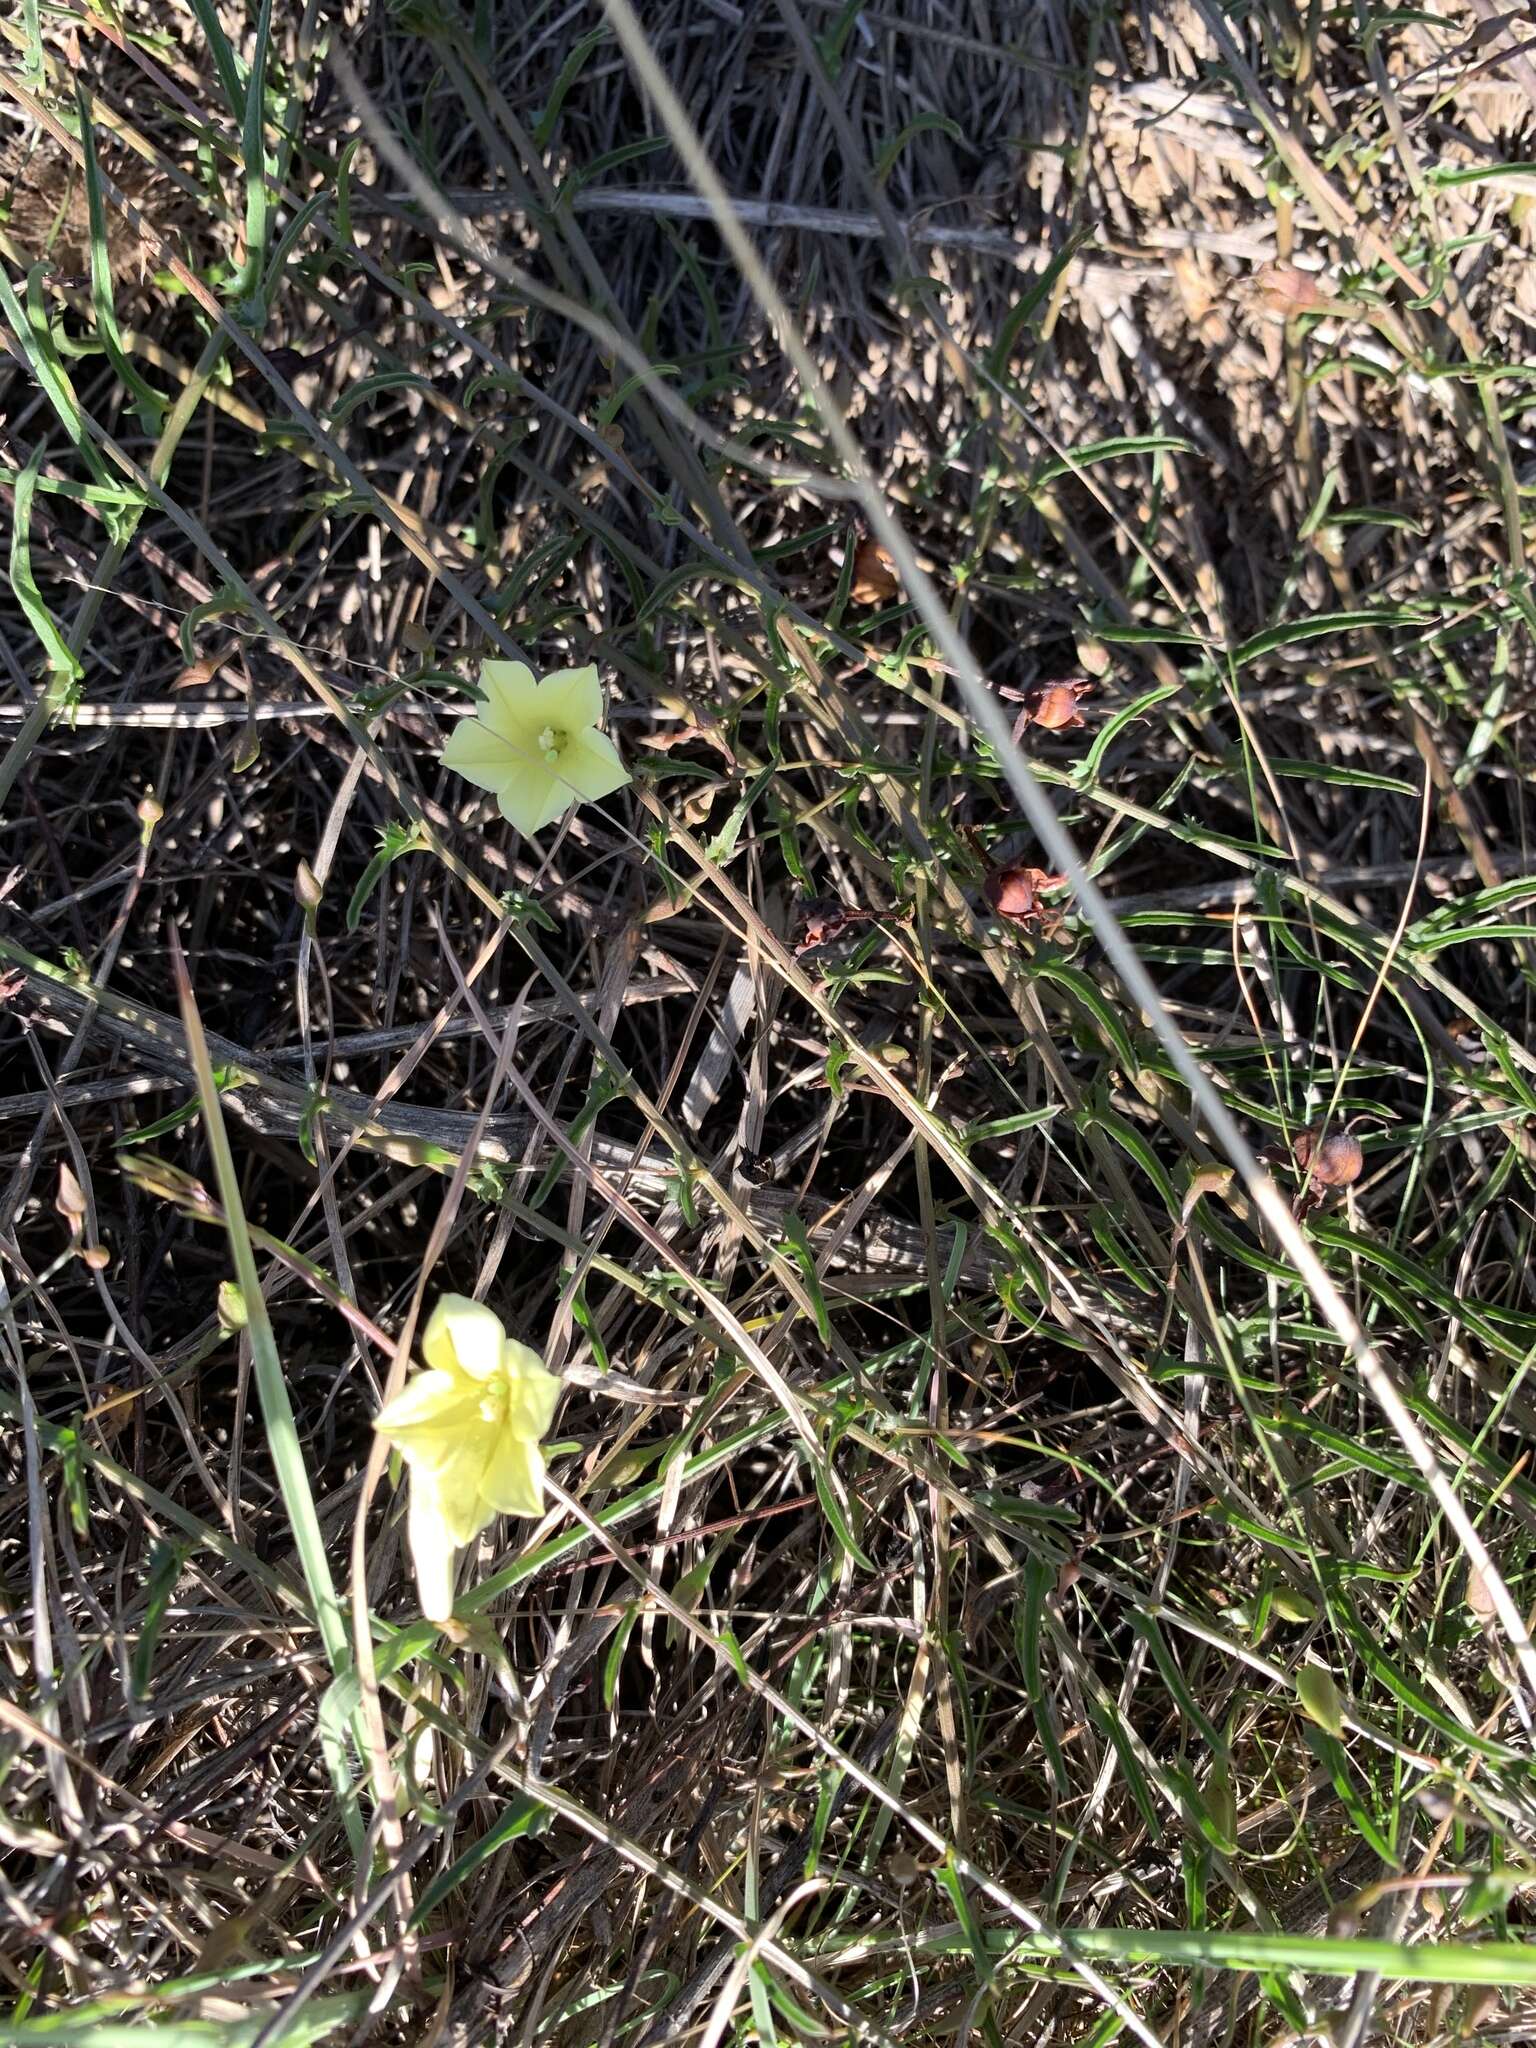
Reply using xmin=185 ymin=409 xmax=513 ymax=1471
xmin=3 ymin=1 xmax=1536 ymax=2043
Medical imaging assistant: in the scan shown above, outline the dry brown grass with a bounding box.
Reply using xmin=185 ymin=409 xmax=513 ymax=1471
xmin=3 ymin=2 xmax=1536 ymax=2043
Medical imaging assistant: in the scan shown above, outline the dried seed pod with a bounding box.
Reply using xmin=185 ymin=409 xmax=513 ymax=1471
xmin=172 ymin=653 xmax=232 ymax=691
xmin=1018 ymin=678 xmax=1091 ymax=731
xmin=294 ymin=859 xmax=324 ymax=916
xmin=794 ymin=896 xmax=884 ymax=956
xmin=1465 ymin=1565 xmax=1497 ymax=1622
xmin=1248 ymin=263 xmax=1355 ymax=321
xmin=1291 ymin=1126 xmax=1364 ymax=1188
xmin=850 ymin=535 xmax=899 ymax=605
xmin=55 ymin=1164 xmax=87 ymax=1236
xmin=1250 ymin=262 xmax=1329 ymax=316
xmin=984 ymin=864 xmax=1065 ymax=933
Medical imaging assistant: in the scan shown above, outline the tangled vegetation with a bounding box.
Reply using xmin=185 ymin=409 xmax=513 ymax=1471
xmin=4 ymin=2 xmax=1536 ymax=2042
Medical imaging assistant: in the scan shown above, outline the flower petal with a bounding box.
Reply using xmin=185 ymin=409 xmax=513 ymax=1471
xmin=422 ymin=1294 xmax=506 ymax=1382
xmin=496 ymin=761 xmax=567 ymax=836
xmin=534 ymin=664 xmax=603 ymax=731
xmin=481 ymin=1428 xmax=546 ymax=1518
xmin=374 ymin=1368 xmax=481 ymax=1456
xmin=425 ymin=1431 xmax=502 ymax=1541
xmin=505 ymin=1343 xmax=562 ymax=1438
xmin=478 ymin=660 xmax=538 ymax=738
xmin=442 ymin=717 xmax=528 ymax=797
xmin=557 ymin=728 xmax=630 ymax=805
xmin=406 ymin=1481 xmax=461 ymax=1621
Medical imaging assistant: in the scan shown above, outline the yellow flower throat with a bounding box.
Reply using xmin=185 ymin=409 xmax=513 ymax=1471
xmin=537 ymin=724 xmax=570 ymax=766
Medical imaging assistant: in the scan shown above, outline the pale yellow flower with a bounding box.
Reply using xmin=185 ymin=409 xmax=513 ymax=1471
xmin=442 ymin=658 xmax=629 ymax=836
xmin=374 ymin=1294 xmax=562 ymax=1621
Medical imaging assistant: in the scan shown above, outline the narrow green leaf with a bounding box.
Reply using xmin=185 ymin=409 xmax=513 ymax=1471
xmin=986 ymin=233 xmax=1087 ymax=380
xmin=1073 ymin=679 xmax=1181 ymax=788
xmin=810 ymin=1456 xmax=874 ymax=1573
xmin=1426 ymin=161 xmax=1536 ymax=189
xmin=779 ymin=1211 xmax=832 ymax=1342
xmin=410 ymin=1793 xmax=550 ymax=1926
xmin=747 ymin=1960 xmax=781 ymax=2047
xmin=1128 ymin=1614 xmax=1223 ymax=1754
xmin=1462 ymin=1868 xmax=1522 ymax=1928
xmin=170 ymin=944 xmax=363 ymax=1849
xmin=238 ymin=0 xmax=276 ymax=311
xmin=1016 ymin=1559 xmax=1069 ymax=1796
xmin=0 ymin=263 xmax=115 ymax=497
xmin=816 ymin=0 xmax=867 ymax=76
xmin=333 ymin=135 xmax=364 ymax=248
xmin=934 ymin=1852 xmax=999 ymax=2017
xmin=718 ymin=1627 xmax=751 ymax=1685
xmin=19 ymin=0 xmax=44 ymax=88
xmin=1232 ymin=608 xmax=1427 ymax=668
xmin=602 ymin=1604 xmax=638 ymax=1709
xmin=1087 ymin=1691 xmax=1162 ymax=1840
xmin=1028 ymin=960 xmax=1141 ymax=1075
xmin=77 ymin=89 xmax=166 ymax=431
xmin=185 ymin=0 xmax=246 ymax=117
xmin=328 ymin=369 xmax=435 ymax=424
xmin=130 ymin=1540 xmax=189 ymax=1701
xmin=5 ymin=2005 xmax=363 ymax=2046
xmin=1263 ymin=758 xmax=1418 ymax=794
xmin=1306 ymin=1725 xmax=1399 ymax=1866
xmin=533 ymin=23 xmax=611 ymax=146
xmin=55 ymin=1426 xmax=89 ymax=1537
xmin=345 ymin=822 xmax=426 ymax=932
xmin=874 ymin=112 xmax=962 ymax=185
xmin=7 ymin=447 xmax=83 ymax=681
xmin=1033 ymin=434 xmax=1197 ymax=490
xmin=831 ymin=1922 xmax=1536 ymax=1985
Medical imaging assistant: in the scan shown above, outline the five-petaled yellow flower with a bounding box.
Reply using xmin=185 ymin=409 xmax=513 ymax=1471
xmin=442 ymin=658 xmax=629 ymax=836
xmin=374 ymin=1295 xmax=562 ymax=1622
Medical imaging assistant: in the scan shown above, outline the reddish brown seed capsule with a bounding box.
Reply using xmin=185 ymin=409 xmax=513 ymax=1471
xmin=795 ymin=896 xmax=882 ymax=956
xmin=1292 ymin=1126 xmax=1364 ymax=1188
xmin=850 ymin=535 xmax=899 ymax=606
xmin=1019 ymin=678 xmax=1091 ymax=731
xmin=984 ymin=864 xmax=1065 ymax=933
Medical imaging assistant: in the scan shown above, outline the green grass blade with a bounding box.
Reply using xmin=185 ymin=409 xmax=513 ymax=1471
xmin=76 ymin=88 xmax=166 ymax=431
xmin=169 ymin=937 xmax=363 ymax=1850
xmin=7 ymin=448 xmax=83 ymax=682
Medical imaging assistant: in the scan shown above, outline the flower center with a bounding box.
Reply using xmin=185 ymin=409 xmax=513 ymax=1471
xmin=537 ymin=724 xmax=568 ymax=766
xmin=477 ymin=1375 xmax=510 ymax=1427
